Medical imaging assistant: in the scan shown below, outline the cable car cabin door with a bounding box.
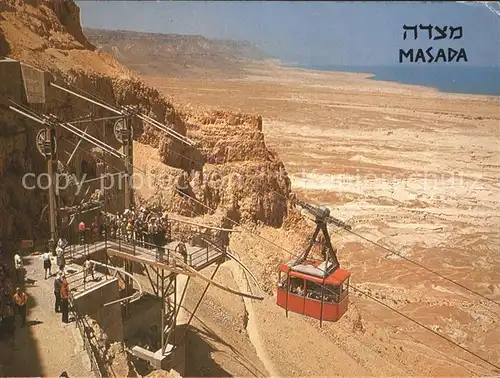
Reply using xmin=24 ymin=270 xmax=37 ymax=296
xmin=277 ymin=273 xmax=306 ymax=315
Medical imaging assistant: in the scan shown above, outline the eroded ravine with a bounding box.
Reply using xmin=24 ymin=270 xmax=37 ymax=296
xmin=226 ymin=259 xmax=280 ymax=377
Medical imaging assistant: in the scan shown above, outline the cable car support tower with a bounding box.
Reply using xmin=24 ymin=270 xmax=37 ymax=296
xmin=291 ymin=196 xmax=351 ymax=269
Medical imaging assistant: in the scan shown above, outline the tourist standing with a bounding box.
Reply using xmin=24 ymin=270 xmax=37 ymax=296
xmin=13 ymin=287 xmax=28 ymax=327
xmin=83 ymin=256 xmax=95 ymax=284
xmin=42 ymin=250 xmax=52 ymax=279
xmin=78 ymin=220 xmax=87 ymax=245
xmin=54 ymin=272 xmax=63 ymax=313
xmin=92 ymin=217 xmax=99 ymax=243
xmin=60 ymin=276 xmax=70 ymax=323
xmin=126 ymin=220 xmax=133 ymax=242
xmin=14 ymin=254 xmax=24 ymax=284
xmin=56 ymin=246 xmax=65 ymax=270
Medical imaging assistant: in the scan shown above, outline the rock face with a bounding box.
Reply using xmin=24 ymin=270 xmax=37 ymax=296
xmin=0 ymin=71 xmax=45 ymax=243
xmin=85 ymin=316 xmax=139 ymax=377
xmin=145 ymin=369 xmax=183 ymax=378
xmin=0 ymin=0 xmax=291 ymax=243
xmin=149 ymin=109 xmax=290 ymax=226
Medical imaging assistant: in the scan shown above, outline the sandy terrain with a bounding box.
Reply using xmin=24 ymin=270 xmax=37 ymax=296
xmin=3 ymin=0 xmax=497 ymax=375
xmin=141 ymin=62 xmax=500 ymax=376
xmin=0 ymin=254 xmax=92 ymax=377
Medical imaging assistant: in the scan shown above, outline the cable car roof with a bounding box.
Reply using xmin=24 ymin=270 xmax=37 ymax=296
xmin=279 ymin=262 xmax=350 ymax=285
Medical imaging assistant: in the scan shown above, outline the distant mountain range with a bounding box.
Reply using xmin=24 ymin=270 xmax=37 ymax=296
xmin=83 ymin=28 xmax=272 ymax=78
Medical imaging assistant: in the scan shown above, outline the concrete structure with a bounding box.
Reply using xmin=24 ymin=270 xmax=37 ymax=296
xmin=72 ymin=277 xmax=124 ymax=343
xmin=131 ymin=274 xmax=188 ymax=374
xmin=65 ymin=236 xmax=227 ymax=372
xmin=0 ymin=58 xmax=25 ymax=103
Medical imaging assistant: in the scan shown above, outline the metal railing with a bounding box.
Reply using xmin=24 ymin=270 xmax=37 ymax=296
xmin=70 ymin=298 xmax=106 ymax=377
xmin=107 ymin=234 xmax=178 ymax=264
xmin=61 ymin=223 xmax=228 ymax=275
xmin=109 ymin=233 xmax=226 ymax=270
xmin=65 ymin=227 xmax=225 ymax=268
xmin=189 ymin=244 xmax=219 ymax=268
xmin=66 ymin=268 xmax=101 ymax=293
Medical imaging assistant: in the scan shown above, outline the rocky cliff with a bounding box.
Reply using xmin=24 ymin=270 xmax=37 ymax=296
xmin=0 ymin=0 xmax=290 ymax=244
xmin=84 ymin=28 xmax=271 ymax=79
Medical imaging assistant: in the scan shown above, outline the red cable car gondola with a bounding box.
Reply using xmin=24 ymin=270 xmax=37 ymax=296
xmin=276 ymin=197 xmax=352 ymax=326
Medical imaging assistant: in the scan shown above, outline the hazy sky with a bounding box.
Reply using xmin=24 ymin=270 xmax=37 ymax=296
xmin=77 ymin=1 xmax=500 ymax=67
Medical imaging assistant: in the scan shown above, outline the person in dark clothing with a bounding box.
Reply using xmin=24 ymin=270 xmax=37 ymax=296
xmin=42 ymin=250 xmax=52 ymax=279
xmin=91 ymin=217 xmax=99 ymax=243
xmin=2 ymin=293 xmax=16 ymax=346
xmin=60 ymin=277 xmax=70 ymax=323
xmin=54 ymin=273 xmax=63 ymax=313
xmin=78 ymin=221 xmax=87 ymax=245
xmin=176 ymin=242 xmax=188 ymax=264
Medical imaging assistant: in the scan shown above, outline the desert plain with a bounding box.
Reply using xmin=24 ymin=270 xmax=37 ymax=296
xmin=138 ymin=61 xmax=500 ymax=377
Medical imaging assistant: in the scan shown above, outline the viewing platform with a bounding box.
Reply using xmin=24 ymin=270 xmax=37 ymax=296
xmin=65 ymin=237 xmax=226 ymax=272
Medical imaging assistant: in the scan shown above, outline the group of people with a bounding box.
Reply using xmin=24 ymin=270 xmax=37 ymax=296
xmin=49 ymin=238 xmax=92 ymax=324
xmin=53 ymin=270 xmax=71 ymax=323
xmin=41 ymin=239 xmax=69 ymax=280
xmin=0 ymin=253 xmax=30 ymax=346
xmin=101 ymin=207 xmax=169 ymax=247
xmin=77 ymin=217 xmax=102 ymax=245
xmin=18 ymin=244 xmax=73 ymax=326
xmin=0 ymin=286 xmax=28 ymax=346
xmin=0 ymin=242 xmax=75 ymax=378
xmin=280 ymin=277 xmax=343 ymax=303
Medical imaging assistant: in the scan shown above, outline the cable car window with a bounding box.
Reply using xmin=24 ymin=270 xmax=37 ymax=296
xmin=278 ymin=276 xmax=288 ymax=289
xmin=278 ymin=271 xmax=287 ymax=289
xmin=289 ymin=277 xmax=305 ymax=297
xmin=306 ymin=281 xmax=323 ymax=301
xmin=324 ymin=284 xmax=341 ymax=303
xmin=339 ymin=278 xmax=349 ymax=300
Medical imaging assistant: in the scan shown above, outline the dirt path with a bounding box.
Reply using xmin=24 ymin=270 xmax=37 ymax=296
xmin=227 ymin=259 xmax=279 ymax=377
xmin=4 ymin=254 xmax=92 ymax=377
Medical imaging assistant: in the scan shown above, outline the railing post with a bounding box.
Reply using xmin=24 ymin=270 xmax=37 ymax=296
xmin=85 ymin=229 xmax=89 ymax=255
xmin=285 ymin=273 xmax=290 ymax=318
xmin=104 ymin=225 xmax=108 ymax=280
